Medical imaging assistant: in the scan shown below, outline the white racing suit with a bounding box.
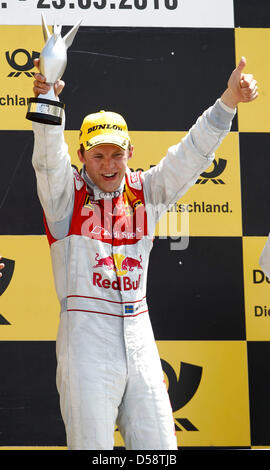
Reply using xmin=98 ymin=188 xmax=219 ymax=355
xmin=32 ymin=99 xmax=235 ymax=450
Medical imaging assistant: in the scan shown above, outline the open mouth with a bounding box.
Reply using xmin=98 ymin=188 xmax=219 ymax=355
xmin=102 ymin=173 xmax=117 ymax=181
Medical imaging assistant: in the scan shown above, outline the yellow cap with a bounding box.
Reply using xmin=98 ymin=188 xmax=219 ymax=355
xmin=79 ymin=110 xmax=130 ymax=151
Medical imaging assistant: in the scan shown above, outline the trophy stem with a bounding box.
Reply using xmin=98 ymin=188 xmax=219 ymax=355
xmin=26 ymin=97 xmax=65 ymax=125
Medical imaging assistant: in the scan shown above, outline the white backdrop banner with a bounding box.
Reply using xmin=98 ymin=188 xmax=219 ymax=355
xmin=0 ymin=0 xmax=234 ymax=27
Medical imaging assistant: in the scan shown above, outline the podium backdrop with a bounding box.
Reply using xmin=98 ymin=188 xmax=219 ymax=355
xmin=0 ymin=0 xmax=269 ymax=449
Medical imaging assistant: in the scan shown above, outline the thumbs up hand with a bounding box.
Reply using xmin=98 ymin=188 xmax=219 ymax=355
xmin=221 ymin=56 xmax=258 ymax=108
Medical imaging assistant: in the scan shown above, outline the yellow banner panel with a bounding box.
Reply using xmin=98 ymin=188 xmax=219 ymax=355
xmin=242 ymin=236 xmax=270 ymax=341
xmin=154 ymin=341 xmax=250 ymax=447
xmin=235 ymin=28 xmax=270 ymax=133
xmin=0 ymin=26 xmax=46 ymax=130
xmin=0 ymin=235 xmax=59 ymax=340
xmin=165 ymin=132 xmax=242 ymax=237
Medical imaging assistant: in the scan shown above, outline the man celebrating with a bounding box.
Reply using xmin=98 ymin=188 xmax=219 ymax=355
xmin=32 ymin=57 xmax=257 ymax=450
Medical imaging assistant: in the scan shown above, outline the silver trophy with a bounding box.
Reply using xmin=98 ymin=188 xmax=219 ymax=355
xmin=26 ymin=14 xmax=81 ymax=125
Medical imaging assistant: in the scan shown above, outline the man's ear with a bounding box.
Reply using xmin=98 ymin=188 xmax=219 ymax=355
xmin=128 ymin=145 xmax=134 ymax=160
xmin=77 ymin=148 xmax=85 ymax=163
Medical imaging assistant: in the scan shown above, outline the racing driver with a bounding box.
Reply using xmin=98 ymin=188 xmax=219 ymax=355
xmin=31 ymin=57 xmax=257 ymax=450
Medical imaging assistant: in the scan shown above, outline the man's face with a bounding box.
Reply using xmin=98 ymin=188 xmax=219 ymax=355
xmin=78 ymin=143 xmax=133 ymax=193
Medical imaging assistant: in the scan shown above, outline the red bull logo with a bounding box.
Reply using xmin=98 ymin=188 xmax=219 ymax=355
xmin=121 ymin=255 xmax=143 ymax=272
xmin=93 ymin=253 xmax=115 ymax=270
xmin=92 ymin=253 xmax=143 ymax=291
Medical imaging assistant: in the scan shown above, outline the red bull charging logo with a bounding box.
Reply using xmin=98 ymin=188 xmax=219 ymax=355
xmin=93 ymin=253 xmax=142 ymax=291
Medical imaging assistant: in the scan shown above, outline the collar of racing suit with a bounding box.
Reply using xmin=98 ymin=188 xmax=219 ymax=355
xmin=81 ymin=164 xmax=126 ymax=201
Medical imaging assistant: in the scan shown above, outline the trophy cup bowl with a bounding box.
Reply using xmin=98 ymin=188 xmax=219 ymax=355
xmin=26 ymin=14 xmax=81 ymax=125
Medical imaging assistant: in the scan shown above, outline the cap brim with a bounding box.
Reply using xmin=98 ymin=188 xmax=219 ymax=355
xmin=83 ymin=134 xmax=130 ymax=151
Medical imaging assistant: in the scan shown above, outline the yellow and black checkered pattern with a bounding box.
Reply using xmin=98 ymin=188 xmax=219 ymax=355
xmin=0 ymin=0 xmax=270 ymax=450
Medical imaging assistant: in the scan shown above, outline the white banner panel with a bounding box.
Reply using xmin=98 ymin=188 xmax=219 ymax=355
xmin=0 ymin=0 xmax=234 ymax=27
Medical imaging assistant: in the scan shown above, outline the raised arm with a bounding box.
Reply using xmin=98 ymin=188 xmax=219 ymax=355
xmin=31 ymin=59 xmax=74 ymax=239
xmin=142 ymin=57 xmax=258 ymax=219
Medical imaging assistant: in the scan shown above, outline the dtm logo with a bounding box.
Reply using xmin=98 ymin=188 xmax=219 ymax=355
xmin=196 ymin=158 xmax=227 ymax=184
xmin=5 ymin=49 xmax=39 ymax=77
xmin=0 ymin=257 xmax=15 ymax=325
xmin=93 ymin=253 xmax=143 ymax=291
xmin=161 ymin=359 xmax=203 ymax=431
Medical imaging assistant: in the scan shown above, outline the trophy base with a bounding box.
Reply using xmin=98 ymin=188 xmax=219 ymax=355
xmin=26 ymin=97 xmax=65 ymax=125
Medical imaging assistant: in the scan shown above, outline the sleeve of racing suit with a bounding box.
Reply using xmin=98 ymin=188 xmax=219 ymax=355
xmin=32 ymin=114 xmax=74 ymax=240
xmin=141 ymin=98 xmax=236 ymax=223
xmin=259 ymin=234 xmax=270 ymax=278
